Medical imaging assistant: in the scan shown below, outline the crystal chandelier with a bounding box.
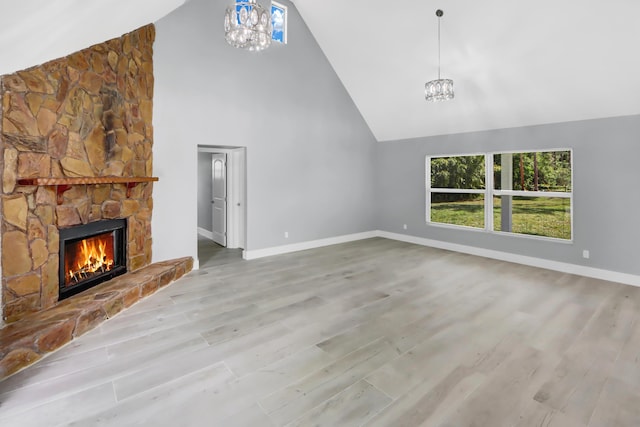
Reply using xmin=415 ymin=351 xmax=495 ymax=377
xmin=425 ymin=9 xmax=454 ymax=101
xmin=224 ymin=0 xmax=272 ymax=51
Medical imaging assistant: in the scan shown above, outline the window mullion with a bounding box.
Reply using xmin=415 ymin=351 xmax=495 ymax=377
xmin=485 ymin=154 xmax=493 ymax=233
xmin=429 ymin=188 xmax=485 ymax=194
xmin=494 ymin=190 xmax=571 ymax=198
xmin=426 ymin=156 xmax=431 ymax=223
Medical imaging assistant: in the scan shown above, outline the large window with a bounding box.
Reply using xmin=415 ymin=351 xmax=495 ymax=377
xmin=427 ymin=150 xmax=572 ymax=240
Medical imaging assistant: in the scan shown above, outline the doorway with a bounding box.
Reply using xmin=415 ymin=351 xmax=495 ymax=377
xmin=197 ymin=145 xmax=246 ymax=267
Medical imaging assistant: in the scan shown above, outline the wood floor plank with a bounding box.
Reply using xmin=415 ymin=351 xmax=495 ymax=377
xmin=0 ymin=334 xmax=208 ymax=417
xmin=527 ymin=302 xmax=594 ymax=355
xmin=610 ymin=315 xmax=640 ymax=389
xmin=366 ymin=366 xmax=486 ymax=427
xmin=0 ymin=347 xmax=109 ymax=394
xmin=234 ymin=345 xmax=336 ymax=401
xmin=65 ymin=362 xmax=237 ymax=426
xmin=284 ymin=379 xmax=391 ymax=427
xmin=221 ymin=404 xmax=275 ymax=427
xmin=532 ymin=288 xmax=636 ymax=423
xmin=588 ymin=377 xmax=640 ymax=427
xmin=260 ymin=337 xmax=399 ymax=425
xmin=0 ymin=382 xmax=115 ymax=427
xmin=532 ymin=341 xmax=617 ymax=417
xmin=365 ymin=305 xmax=535 ymax=400
xmin=200 ymin=296 xmax=327 ymax=346
xmin=513 ymin=400 xmax=586 ymax=427
xmin=112 ymin=320 xmax=290 ymax=400
xmin=437 ymin=345 xmax=559 ymax=427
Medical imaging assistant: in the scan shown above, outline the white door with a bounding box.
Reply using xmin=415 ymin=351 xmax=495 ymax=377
xmin=211 ymin=153 xmax=227 ymax=246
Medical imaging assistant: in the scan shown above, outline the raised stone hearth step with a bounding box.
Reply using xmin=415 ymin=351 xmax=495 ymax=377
xmin=0 ymin=257 xmax=193 ymax=380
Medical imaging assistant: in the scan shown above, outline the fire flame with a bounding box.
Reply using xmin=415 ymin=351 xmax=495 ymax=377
xmin=67 ymin=234 xmax=115 ymax=284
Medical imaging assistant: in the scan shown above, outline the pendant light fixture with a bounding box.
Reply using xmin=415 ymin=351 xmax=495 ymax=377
xmin=425 ymin=9 xmax=454 ymax=101
xmin=224 ymin=0 xmax=272 ymax=52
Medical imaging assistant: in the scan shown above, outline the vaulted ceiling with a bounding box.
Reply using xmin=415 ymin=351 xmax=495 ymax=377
xmin=0 ymin=0 xmax=185 ymax=78
xmin=2 ymin=0 xmax=639 ymax=142
xmin=293 ymin=0 xmax=640 ymax=141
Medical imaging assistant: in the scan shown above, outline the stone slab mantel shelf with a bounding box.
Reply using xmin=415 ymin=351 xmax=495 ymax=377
xmin=17 ymin=176 xmax=159 ymax=204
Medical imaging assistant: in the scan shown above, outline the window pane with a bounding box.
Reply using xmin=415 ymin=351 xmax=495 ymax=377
xmin=493 ymin=196 xmax=571 ymax=239
xmin=271 ymin=3 xmax=286 ymax=43
xmin=430 ymin=193 xmax=484 ymax=228
xmin=430 ymin=155 xmax=485 ymax=189
xmin=494 ymin=151 xmax=571 ymax=192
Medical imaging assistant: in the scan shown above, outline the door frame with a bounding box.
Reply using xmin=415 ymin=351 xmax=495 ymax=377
xmin=197 ymin=145 xmax=246 ymax=249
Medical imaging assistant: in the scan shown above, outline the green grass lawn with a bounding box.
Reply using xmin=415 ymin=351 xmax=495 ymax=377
xmin=431 ymin=197 xmax=571 ymax=239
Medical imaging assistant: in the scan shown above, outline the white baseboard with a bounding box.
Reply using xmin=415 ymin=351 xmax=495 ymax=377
xmin=197 ymin=227 xmax=214 ymax=240
xmin=377 ymin=230 xmax=640 ymax=288
xmin=242 ymin=231 xmax=378 ymax=260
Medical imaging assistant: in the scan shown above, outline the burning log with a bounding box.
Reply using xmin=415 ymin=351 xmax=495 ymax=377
xmin=65 ymin=233 xmax=116 ymax=286
xmin=69 ymin=262 xmax=115 ymax=284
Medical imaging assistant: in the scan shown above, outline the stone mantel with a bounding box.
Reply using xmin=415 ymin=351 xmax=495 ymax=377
xmin=17 ymin=176 xmax=159 ymax=203
xmin=17 ymin=176 xmax=159 ymax=186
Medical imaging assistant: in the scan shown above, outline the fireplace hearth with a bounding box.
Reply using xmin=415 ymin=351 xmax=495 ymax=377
xmin=59 ymin=219 xmax=127 ymax=300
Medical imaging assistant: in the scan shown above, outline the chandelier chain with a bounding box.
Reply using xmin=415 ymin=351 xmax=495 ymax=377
xmin=437 ymin=14 xmax=441 ymax=80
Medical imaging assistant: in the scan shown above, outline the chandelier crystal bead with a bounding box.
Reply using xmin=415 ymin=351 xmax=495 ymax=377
xmin=425 ymin=9 xmax=454 ymax=102
xmin=224 ymin=0 xmax=272 ymax=52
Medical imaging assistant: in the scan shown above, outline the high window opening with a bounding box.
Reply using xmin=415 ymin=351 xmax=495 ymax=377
xmin=271 ymin=1 xmax=287 ymax=44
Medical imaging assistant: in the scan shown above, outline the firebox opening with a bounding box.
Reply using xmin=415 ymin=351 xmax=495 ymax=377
xmin=64 ymin=232 xmax=116 ymax=286
xmin=59 ymin=219 xmax=127 ymax=300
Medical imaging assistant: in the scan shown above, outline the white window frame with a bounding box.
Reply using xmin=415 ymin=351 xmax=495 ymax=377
xmin=426 ymin=153 xmax=487 ymax=231
xmin=426 ymin=148 xmax=573 ymax=242
xmin=271 ymin=1 xmax=288 ymax=44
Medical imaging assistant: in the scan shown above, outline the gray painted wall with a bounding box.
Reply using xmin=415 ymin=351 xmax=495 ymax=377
xmin=376 ymin=115 xmax=640 ymax=276
xmin=152 ymin=0 xmax=640 ymax=279
xmin=152 ymin=0 xmax=377 ymax=263
xmin=197 ymin=152 xmax=213 ymax=232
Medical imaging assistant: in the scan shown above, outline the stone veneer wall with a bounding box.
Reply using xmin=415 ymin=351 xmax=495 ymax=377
xmin=0 ymin=25 xmax=156 ymax=323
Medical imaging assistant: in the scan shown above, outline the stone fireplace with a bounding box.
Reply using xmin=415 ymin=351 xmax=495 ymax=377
xmin=1 ymin=25 xmax=157 ymax=324
xmin=0 ymin=24 xmax=195 ymax=380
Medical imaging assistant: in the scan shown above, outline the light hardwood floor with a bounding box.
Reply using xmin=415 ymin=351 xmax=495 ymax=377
xmin=1 ymin=237 xmax=640 ymax=426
